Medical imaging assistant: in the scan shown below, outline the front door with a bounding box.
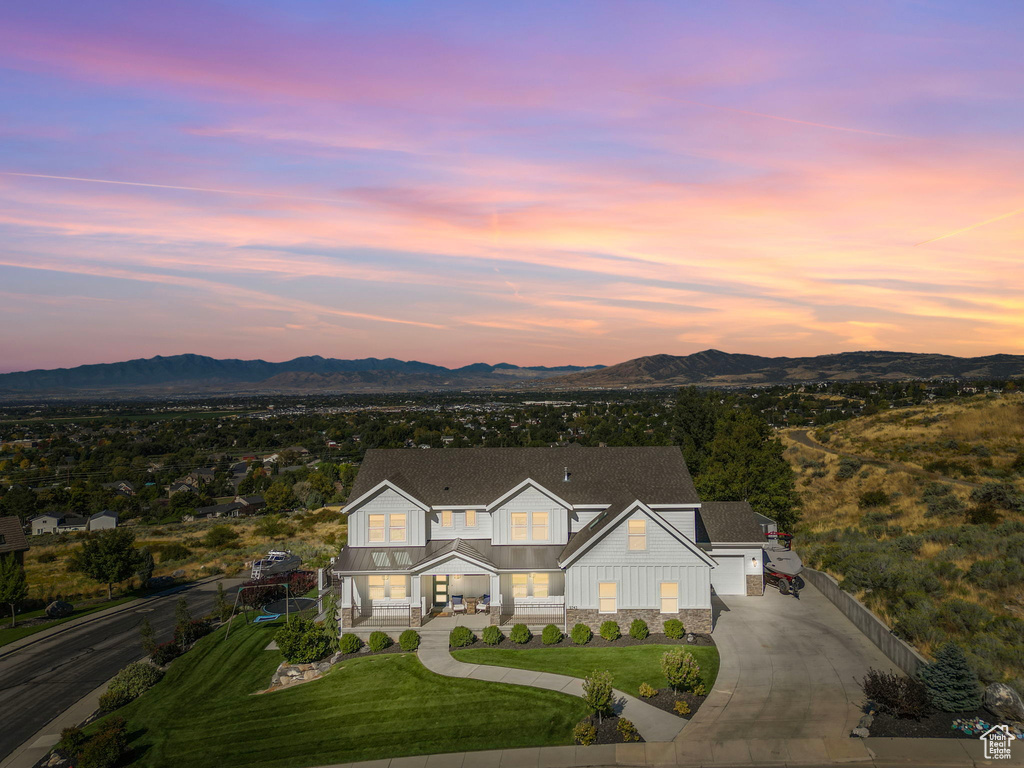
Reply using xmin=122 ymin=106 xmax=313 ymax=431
xmin=433 ymin=575 xmax=448 ymax=608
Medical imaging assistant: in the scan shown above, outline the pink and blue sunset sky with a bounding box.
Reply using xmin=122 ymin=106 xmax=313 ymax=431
xmin=1 ymin=1 xmax=1022 ymax=372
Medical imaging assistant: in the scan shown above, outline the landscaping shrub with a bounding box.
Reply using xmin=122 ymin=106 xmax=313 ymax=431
xmin=629 ymin=618 xmax=649 ymax=640
xmin=599 ymin=620 xmax=621 ymax=641
xmin=541 ymin=624 xmax=563 ymax=645
xmin=918 ymin=643 xmax=982 ymax=712
xmin=150 ymin=641 xmax=181 ymax=666
xmin=509 ymin=623 xmax=531 ymax=644
xmin=174 ymin=618 xmax=212 ymax=647
xmin=368 ymin=631 xmax=393 ymax=652
xmin=674 ymin=700 xmax=691 ymax=716
xmin=860 ymin=668 xmax=928 ymax=719
xmin=663 ymin=618 xmax=685 ymax=639
xmin=570 ymin=623 xmax=593 ymax=645
xmin=481 ymin=625 xmax=503 ymax=645
xmin=56 ymin=726 xmax=87 ymax=757
xmin=338 ymin=633 xmax=363 ymax=654
xmin=449 ymin=626 xmax=475 ymax=648
xmin=617 ymin=718 xmax=640 ymax=742
xmin=661 ymin=648 xmax=702 ymax=693
xmin=572 ymin=719 xmax=597 ymax=746
xmin=98 ymin=662 xmax=164 ymax=711
xmin=275 ymin=618 xmax=334 ymax=663
xmin=638 ymin=682 xmax=657 ymax=698
xmin=399 ymin=629 xmax=420 ymax=651
xmin=156 ymin=542 xmax=191 ymax=562
xmin=582 ymin=670 xmax=614 ymax=721
xmin=78 ymin=717 xmax=128 ymax=768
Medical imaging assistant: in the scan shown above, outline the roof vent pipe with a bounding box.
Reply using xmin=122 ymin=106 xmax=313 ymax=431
xmin=564 ymin=467 xmax=570 ymax=482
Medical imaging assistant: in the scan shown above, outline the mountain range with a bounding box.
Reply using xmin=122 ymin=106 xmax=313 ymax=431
xmin=0 ymin=350 xmax=1022 ymax=397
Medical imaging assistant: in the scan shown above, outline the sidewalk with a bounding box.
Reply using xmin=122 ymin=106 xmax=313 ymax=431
xmin=0 ymin=575 xmax=225 ymax=661
xmin=416 ymin=633 xmax=686 ymax=743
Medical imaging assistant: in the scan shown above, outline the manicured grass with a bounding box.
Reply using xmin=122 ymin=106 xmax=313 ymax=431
xmin=109 ymin=620 xmax=589 ymax=767
xmin=452 ymin=644 xmax=720 ymax=698
xmin=0 ymin=595 xmax=138 ymax=648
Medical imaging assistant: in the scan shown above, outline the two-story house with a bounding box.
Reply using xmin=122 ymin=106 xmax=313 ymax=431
xmin=332 ymin=446 xmax=770 ymax=634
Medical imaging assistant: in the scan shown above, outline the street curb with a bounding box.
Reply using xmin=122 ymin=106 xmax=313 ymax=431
xmin=0 ymin=575 xmax=225 ymax=661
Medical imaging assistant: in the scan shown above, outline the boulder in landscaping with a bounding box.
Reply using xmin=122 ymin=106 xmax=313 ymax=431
xmin=171 ymin=569 xmax=186 ymax=579
xmin=984 ymin=683 xmax=1024 ymax=724
xmin=45 ymin=600 xmax=73 ymax=619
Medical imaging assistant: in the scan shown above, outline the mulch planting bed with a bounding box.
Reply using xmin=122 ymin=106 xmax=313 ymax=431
xmin=581 ymin=714 xmax=646 ymax=745
xmin=337 ymin=642 xmax=410 ymax=659
xmin=643 ymin=688 xmax=707 ymax=718
xmin=455 ymin=632 xmax=714 ymax=651
xmin=868 ymin=708 xmax=1001 ymax=739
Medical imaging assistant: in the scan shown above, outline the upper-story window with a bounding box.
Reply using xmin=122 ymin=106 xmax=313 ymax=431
xmin=441 ymin=510 xmax=453 ymax=528
xmin=389 ymin=513 xmax=406 ymax=542
xmin=465 ymin=510 xmax=476 ymax=527
xmin=627 ymin=519 xmax=646 ymax=550
xmin=368 ymin=514 xmax=386 ymax=542
xmin=532 ymin=512 xmax=549 ymax=540
xmin=511 ymin=513 xmax=528 ymax=540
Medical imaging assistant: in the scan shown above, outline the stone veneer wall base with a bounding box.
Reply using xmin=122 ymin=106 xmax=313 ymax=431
xmin=565 ymin=607 xmax=712 ymax=634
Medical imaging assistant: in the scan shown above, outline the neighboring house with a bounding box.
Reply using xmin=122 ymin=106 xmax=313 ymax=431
xmin=88 ymin=510 xmax=119 ymax=531
xmin=185 ymin=468 xmax=215 ymax=486
xmin=331 ymin=446 xmax=769 ymax=633
xmin=57 ymin=515 xmax=89 ymax=533
xmin=168 ymin=481 xmax=197 ymax=498
xmin=184 ymin=501 xmax=244 ymax=522
xmin=0 ymin=516 xmax=30 ymax=565
xmin=235 ymin=495 xmax=266 ymax=514
xmin=101 ymin=480 xmax=136 ymax=497
xmin=29 ymin=513 xmax=63 ymax=536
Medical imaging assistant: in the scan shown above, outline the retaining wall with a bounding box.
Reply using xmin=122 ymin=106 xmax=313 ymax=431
xmin=803 ymin=568 xmax=928 ymax=675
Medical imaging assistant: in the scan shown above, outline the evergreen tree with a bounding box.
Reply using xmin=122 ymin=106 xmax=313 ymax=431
xmin=0 ymin=557 xmax=28 ymax=628
xmin=918 ymin=642 xmax=982 ymax=712
xmin=695 ymin=408 xmax=801 ymax=530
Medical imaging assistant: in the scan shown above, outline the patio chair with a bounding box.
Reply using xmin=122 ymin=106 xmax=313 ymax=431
xmin=478 ymin=594 xmax=491 ymax=613
xmin=451 ymin=595 xmax=466 ymax=614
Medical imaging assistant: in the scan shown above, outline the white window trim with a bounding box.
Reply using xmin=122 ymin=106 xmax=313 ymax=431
xmin=598 ymin=581 xmax=617 ymax=614
xmin=368 ymin=514 xmax=386 ymax=543
xmin=389 ymin=513 xmax=407 ymax=542
xmin=627 ymin=518 xmax=646 ymax=551
xmin=660 ymin=582 xmax=678 ymax=614
xmin=441 ymin=510 xmax=453 ymax=528
xmin=465 ymin=510 xmax=476 ymax=527
xmin=510 ymin=513 xmax=528 ymax=541
xmin=531 ymin=511 xmax=549 ymax=540
xmin=369 ymin=574 xmax=409 ymax=601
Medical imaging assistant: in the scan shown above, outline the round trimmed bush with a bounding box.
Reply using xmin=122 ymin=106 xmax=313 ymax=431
xmin=541 ymin=624 xmax=563 ymax=645
xmin=276 ymin=618 xmax=335 ymax=663
xmin=599 ymin=620 xmax=621 ymax=641
xmin=338 ymin=632 xmax=363 ymax=654
xmin=449 ymin=625 xmax=475 ymax=648
xmin=570 ymin=623 xmax=593 ymax=645
xmin=663 ymin=618 xmax=685 ymax=639
xmin=150 ymin=642 xmax=181 ymax=666
xmin=629 ymin=618 xmax=649 ymax=640
xmin=482 ymin=625 xmax=504 ymax=645
xmin=509 ymin=623 xmax=531 ymax=644
xmin=368 ymin=631 xmax=393 ymax=652
xmin=399 ymin=629 xmax=420 ymax=651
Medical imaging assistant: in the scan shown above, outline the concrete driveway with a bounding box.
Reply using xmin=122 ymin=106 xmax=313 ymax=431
xmin=683 ymin=582 xmax=897 ymax=741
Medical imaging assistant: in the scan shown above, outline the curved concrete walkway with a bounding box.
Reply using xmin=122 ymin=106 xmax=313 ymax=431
xmin=417 ymin=633 xmax=686 ymax=743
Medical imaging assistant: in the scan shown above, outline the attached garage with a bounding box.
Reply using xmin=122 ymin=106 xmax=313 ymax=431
xmin=710 ymin=554 xmax=746 ymax=595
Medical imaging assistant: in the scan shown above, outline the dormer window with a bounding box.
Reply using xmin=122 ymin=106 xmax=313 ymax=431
xmin=628 ymin=519 xmax=646 ymax=550
xmin=389 ymin=513 xmax=406 ymax=542
xmin=511 ymin=513 xmax=528 ymax=540
xmin=532 ymin=512 xmax=549 ymax=540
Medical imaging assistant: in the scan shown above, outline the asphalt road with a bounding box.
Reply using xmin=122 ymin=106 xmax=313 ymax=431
xmin=0 ymin=577 xmax=243 ymax=762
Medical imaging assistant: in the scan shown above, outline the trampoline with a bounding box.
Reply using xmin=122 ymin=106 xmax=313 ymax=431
xmin=263 ymin=597 xmax=317 ymax=614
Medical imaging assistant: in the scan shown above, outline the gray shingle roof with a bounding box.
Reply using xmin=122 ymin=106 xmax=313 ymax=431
xmin=349 ymin=446 xmax=699 ymax=508
xmin=696 ymin=501 xmax=767 ymax=544
xmin=0 ymin=516 xmax=28 ymax=555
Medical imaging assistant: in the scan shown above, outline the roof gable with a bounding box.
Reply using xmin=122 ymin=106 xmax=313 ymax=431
xmin=560 ymin=500 xmax=716 ymax=567
xmin=486 ymin=479 xmax=571 ymax=512
xmin=344 ymin=479 xmax=429 ymax=514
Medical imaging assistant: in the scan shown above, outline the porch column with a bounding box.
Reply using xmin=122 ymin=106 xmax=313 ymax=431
xmin=490 ymin=573 xmax=501 ymax=625
xmin=410 ymin=574 xmax=422 ymax=627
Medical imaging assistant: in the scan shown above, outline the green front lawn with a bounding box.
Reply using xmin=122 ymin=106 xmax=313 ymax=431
xmin=452 ymin=644 xmax=720 ymax=698
xmin=108 ymin=620 xmax=589 ymax=768
xmin=0 ymin=596 xmax=139 ymax=649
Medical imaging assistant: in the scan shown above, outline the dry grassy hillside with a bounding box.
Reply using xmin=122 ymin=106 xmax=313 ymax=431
xmin=783 ymin=394 xmax=1024 ymax=688
xmin=24 ymin=509 xmax=347 ymax=603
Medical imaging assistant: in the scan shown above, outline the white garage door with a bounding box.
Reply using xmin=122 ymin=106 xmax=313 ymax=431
xmin=711 ymin=555 xmax=746 ymax=595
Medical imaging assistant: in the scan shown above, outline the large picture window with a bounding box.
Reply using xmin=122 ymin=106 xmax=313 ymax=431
xmin=368 ymin=514 xmax=385 ymax=542
xmin=368 ymin=574 xmax=407 ymax=600
xmin=368 ymin=574 xmax=385 ymax=599
xmin=627 ymin=519 xmax=646 ymax=550
xmin=660 ymin=582 xmax=678 ymax=613
xmin=512 ymin=573 xmax=528 ymax=598
xmin=532 ymin=511 xmax=549 ymax=540
xmin=389 ymin=513 xmax=406 ymax=542
xmin=511 ymin=513 xmax=528 ymax=540
xmin=599 ymin=582 xmax=617 ymax=613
